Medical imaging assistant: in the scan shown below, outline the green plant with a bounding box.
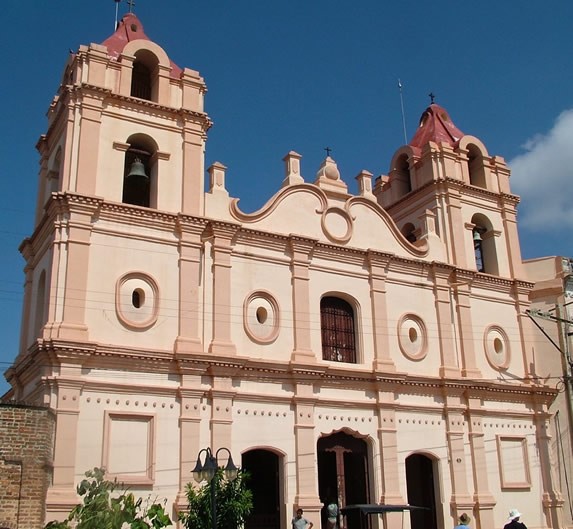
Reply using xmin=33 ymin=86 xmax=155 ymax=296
xmin=44 ymin=467 xmax=172 ymax=529
xmin=179 ymin=469 xmax=253 ymax=529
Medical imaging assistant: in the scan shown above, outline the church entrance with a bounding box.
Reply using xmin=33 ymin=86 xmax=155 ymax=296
xmin=318 ymin=432 xmax=370 ymax=529
xmin=242 ymin=449 xmax=281 ymax=529
xmin=405 ymin=454 xmax=439 ymax=529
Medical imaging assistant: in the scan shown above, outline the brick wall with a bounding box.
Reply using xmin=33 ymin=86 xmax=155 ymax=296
xmin=0 ymin=402 xmax=55 ymax=529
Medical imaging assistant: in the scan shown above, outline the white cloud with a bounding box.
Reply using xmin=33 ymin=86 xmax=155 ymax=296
xmin=509 ymin=109 xmax=573 ymax=230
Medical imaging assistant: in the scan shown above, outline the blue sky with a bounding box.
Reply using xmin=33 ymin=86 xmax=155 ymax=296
xmin=1 ymin=1 xmax=572 ymax=393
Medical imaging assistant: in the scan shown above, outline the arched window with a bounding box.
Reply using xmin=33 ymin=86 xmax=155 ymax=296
xmin=402 ymin=222 xmax=417 ymax=243
xmin=471 ymin=214 xmax=498 ymax=275
xmin=130 ymin=50 xmax=159 ymax=102
xmin=393 ymin=153 xmax=412 ymax=197
xmin=320 ymin=297 xmax=357 ymax=363
xmin=122 ymin=134 xmax=157 ymax=208
xmin=468 ymin=144 xmax=486 ymax=188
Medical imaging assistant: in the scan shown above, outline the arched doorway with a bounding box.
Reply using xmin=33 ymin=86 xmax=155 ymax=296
xmin=318 ymin=431 xmax=371 ymax=529
xmin=405 ymin=454 xmax=438 ymax=529
xmin=242 ymin=449 xmax=281 ymax=529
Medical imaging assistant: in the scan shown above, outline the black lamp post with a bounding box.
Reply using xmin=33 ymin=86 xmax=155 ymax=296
xmin=192 ymin=447 xmax=239 ymax=529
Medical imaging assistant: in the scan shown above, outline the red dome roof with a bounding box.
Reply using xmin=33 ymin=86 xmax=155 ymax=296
xmin=409 ymin=103 xmax=464 ymax=148
xmin=101 ymin=13 xmax=182 ymax=78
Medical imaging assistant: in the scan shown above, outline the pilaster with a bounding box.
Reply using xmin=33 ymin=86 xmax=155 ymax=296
xmin=208 ymin=222 xmax=239 ymax=356
xmin=75 ymin=87 xmax=105 ymax=196
xmin=451 ymin=271 xmax=481 ymax=378
xmin=534 ymin=407 xmax=565 ymax=529
xmin=288 ymin=236 xmax=317 ymax=363
xmin=292 ymin=382 xmax=321 ymax=519
xmin=376 ymin=391 xmax=403 ymax=505
xmin=46 ymin=368 xmax=85 ymax=512
xmin=367 ymin=251 xmax=395 ymax=372
xmin=444 ymin=394 xmax=473 ymax=517
xmin=431 ymin=263 xmax=460 ymax=378
xmin=45 ymin=194 xmax=101 ymax=341
xmin=466 ymin=397 xmax=495 ymax=529
xmin=175 ymin=216 xmax=207 ymax=355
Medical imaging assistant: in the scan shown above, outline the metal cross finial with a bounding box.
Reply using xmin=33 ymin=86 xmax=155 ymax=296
xmin=324 ymin=147 xmax=332 ymax=157
xmin=127 ymin=0 xmax=136 ymax=13
xmin=429 ymin=92 xmax=436 ymax=104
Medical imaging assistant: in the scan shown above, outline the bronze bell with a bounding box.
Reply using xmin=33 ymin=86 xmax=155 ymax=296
xmin=127 ymin=158 xmax=149 ymax=181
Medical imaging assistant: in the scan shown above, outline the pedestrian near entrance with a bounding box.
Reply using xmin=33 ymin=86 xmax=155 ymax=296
xmin=292 ymin=509 xmax=314 ymax=529
xmin=504 ymin=509 xmax=527 ymax=529
xmin=326 ymin=500 xmax=339 ymax=529
xmin=454 ymin=513 xmax=471 ymax=529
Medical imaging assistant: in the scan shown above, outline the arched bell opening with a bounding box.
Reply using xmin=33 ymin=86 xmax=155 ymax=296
xmin=130 ymin=49 xmax=159 ymax=102
xmin=122 ymin=134 xmax=158 ymax=207
xmin=471 ymin=213 xmax=498 ymax=275
xmin=467 ymin=144 xmax=487 ymax=189
xmin=402 ymin=222 xmax=417 ymax=243
xmin=393 ymin=153 xmax=412 ymax=197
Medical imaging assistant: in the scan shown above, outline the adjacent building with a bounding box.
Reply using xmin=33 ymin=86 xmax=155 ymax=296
xmin=4 ymin=11 xmax=566 ymax=529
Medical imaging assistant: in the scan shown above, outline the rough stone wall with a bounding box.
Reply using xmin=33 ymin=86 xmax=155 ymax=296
xmin=0 ymin=402 xmax=55 ymax=529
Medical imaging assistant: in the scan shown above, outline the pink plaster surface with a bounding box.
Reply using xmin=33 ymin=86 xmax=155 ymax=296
xmin=101 ymin=13 xmax=182 ymax=78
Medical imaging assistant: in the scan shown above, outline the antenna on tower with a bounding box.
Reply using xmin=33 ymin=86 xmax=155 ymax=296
xmin=114 ymin=0 xmax=121 ymax=30
xmin=398 ymin=78 xmax=408 ymax=145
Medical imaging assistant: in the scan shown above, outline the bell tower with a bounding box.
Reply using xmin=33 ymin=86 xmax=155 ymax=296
xmin=375 ymin=101 xmax=523 ymax=279
xmin=10 ymin=12 xmax=211 ymax=513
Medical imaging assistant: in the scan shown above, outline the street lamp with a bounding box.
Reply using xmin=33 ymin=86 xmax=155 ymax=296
xmin=192 ymin=447 xmax=239 ymax=529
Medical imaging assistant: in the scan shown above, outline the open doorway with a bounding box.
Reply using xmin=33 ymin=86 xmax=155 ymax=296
xmin=318 ymin=431 xmax=370 ymax=529
xmin=405 ymin=454 xmax=438 ymax=529
xmin=243 ymin=449 xmax=281 ymax=529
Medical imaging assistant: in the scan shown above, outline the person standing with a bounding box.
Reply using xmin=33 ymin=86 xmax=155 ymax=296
xmin=504 ymin=509 xmax=527 ymax=529
xmin=326 ymin=500 xmax=339 ymax=529
xmin=292 ymin=508 xmax=314 ymax=529
xmin=454 ymin=513 xmax=471 ymax=529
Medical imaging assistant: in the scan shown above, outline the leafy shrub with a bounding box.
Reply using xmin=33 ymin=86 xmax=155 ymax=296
xmin=44 ymin=467 xmax=172 ymax=529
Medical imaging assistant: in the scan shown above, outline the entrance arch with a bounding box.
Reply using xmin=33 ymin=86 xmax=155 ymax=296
xmin=405 ymin=453 xmax=439 ymax=529
xmin=242 ymin=449 xmax=282 ymax=529
xmin=318 ymin=431 xmax=371 ymax=529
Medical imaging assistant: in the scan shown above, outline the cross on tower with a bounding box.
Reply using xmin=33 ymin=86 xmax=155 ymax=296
xmin=324 ymin=146 xmax=332 ymax=157
xmin=127 ymin=0 xmax=136 ymax=13
xmin=429 ymin=92 xmax=436 ymax=104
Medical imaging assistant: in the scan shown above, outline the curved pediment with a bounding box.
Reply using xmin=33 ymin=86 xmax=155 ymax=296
xmin=229 ymin=183 xmax=431 ymax=258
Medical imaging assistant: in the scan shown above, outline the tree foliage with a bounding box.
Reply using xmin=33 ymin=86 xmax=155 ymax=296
xmin=179 ymin=469 xmax=253 ymax=529
xmin=44 ymin=467 xmax=172 ymax=529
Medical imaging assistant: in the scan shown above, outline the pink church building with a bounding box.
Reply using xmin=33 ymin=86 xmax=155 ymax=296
xmin=4 ymin=11 xmax=566 ymax=529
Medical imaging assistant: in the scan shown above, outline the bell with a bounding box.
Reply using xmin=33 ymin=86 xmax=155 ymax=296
xmin=127 ymin=158 xmax=149 ymax=181
xmin=473 ymin=229 xmax=482 ymax=242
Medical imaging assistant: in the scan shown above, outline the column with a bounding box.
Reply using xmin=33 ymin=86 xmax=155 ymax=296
xmin=288 ymin=236 xmax=317 ymax=363
xmin=50 ymin=195 xmax=100 ymax=341
xmin=451 ymin=271 xmax=481 ymax=378
xmin=367 ymin=251 xmax=395 ymax=372
xmin=175 ymin=216 xmax=206 ymax=355
xmin=75 ymin=89 xmax=104 ymax=196
xmin=175 ymin=376 xmax=203 ymax=512
xmin=293 ymin=383 xmax=321 ymax=521
xmin=181 ymin=124 xmax=206 ymax=216
xmin=444 ymin=395 xmax=473 ymax=517
xmin=466 ymin=397 xmax=495 ymax=529
xmin=376 ymin=391 xmax=403 ymax=506
xmin=46 ymin=364 xmax=84 ymax=512
xmin=431 ymin=263 xmax=460 ymax=378
xmin=534 ymin=408 xmax=565 ymax=528
xmin=208 ymin=222 xmax=238 ymax=356
xmin=512 ymin=281 xmax=536 ymax=380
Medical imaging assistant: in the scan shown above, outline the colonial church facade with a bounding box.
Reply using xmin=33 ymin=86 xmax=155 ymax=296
xmin=5 ymin=12 xmax=565 ymax=529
